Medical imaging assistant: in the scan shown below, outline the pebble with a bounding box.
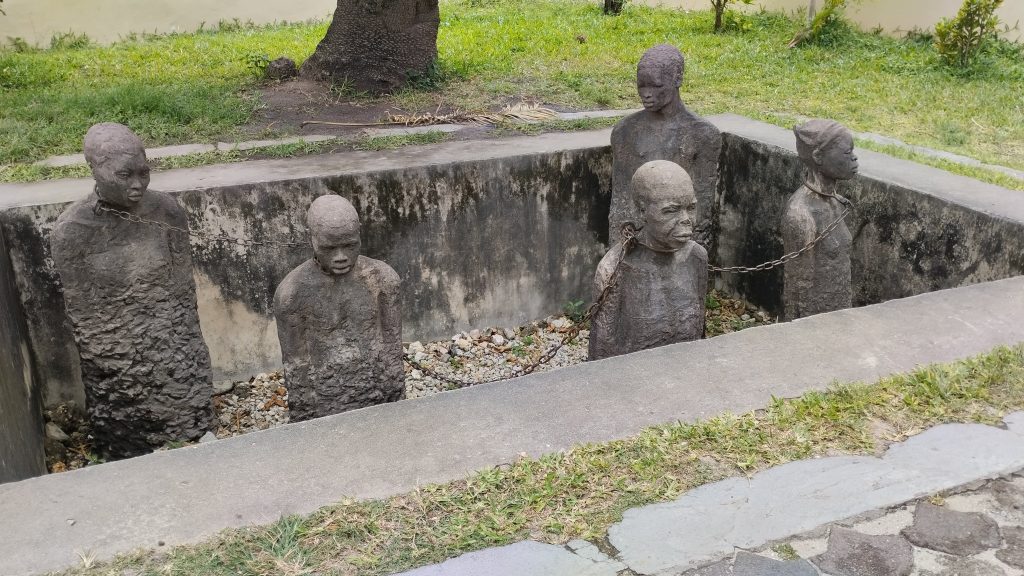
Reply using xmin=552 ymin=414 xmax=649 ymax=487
xmin=45 ymin=422 xmax=70 ymax=442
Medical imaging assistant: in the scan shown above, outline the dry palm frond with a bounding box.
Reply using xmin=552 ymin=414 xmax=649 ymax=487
xmin=301 ymin=102 xmax=559 ymax=128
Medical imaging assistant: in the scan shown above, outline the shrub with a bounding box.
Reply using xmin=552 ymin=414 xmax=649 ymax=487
xmin=788 ymin=0 xmax=856 ymax=48
xmin=710 ymin=0 xmax=753 ymax=32
xmin=934 ymin=0 xmax=1004 ymax=68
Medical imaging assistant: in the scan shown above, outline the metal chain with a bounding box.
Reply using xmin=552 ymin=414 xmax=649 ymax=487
xmin=403 ymin=225 xmax=638 ymax=388
xmin=709 ymin=195 xmax=853 ymax=274
xmin=95 ymin=204 xmax=308 ymax=248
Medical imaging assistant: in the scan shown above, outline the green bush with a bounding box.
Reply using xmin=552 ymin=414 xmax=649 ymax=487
xmin=934 ymin=0 xmax=1004 ymax=68
xmin=710 ymin=0 xmax=753 ymax=33
xmin=788 ymin=0 xmax=857 ymax=47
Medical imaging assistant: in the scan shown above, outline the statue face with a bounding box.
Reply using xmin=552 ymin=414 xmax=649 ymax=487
xmin=312 ymin=226 xmax=360 ymax=276
xmin=92 ymin=150 xmax=150 ymax=208
xmin=640 ymin=187 xmax=697 ymax=251
xmin=636 ymin=66 xmax=679 ymax=113
xmin=816 ymin=131 xmax=858 ymax=181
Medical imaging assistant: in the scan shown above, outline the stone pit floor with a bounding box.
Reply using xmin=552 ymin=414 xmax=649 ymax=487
xmin=44 ymin=291 xmax=770 ymax=469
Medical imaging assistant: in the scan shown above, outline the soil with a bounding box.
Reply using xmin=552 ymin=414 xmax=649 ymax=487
xmin=235 ymin=78 xmax=560 ymax=144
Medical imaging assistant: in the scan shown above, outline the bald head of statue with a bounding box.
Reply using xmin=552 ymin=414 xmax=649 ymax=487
xmin=308 ymin=195 xmax=361 ymax=276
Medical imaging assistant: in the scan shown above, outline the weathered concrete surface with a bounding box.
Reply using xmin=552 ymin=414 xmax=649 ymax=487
xmin=0 ymin=228 xmax=45 ymax=484
xmin=4 ymin=116 xmax=1024 ymax=408
xmin=0 ymin=132 xmax=612 ymax=405
xmin=0 ymin=277 xmax=1022 ymax=576
xmin=394 ymin=541 xmax=625 ymax=576
xmin=713 ymin=113 xmax=1024 ymax=317
xmin=608 ymin=421 xmax=1024 ymax=574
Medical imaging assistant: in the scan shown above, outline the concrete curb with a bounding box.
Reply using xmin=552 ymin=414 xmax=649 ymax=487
xmin=1 ymin=276 xmax=1023 ymax=575
xmin=390 ymin=415 xmax=1024 ymax=576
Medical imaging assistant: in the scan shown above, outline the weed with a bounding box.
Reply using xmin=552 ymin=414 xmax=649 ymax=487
xmin=563 ymin=299 xmax=587 ymax=324
xmin=49 ymin=32 xmax=92 ymax=51
xmin=352 ymin=131 xmax=450 ymax=151
xmin=773 ymin=543 xmax=800 ymax=560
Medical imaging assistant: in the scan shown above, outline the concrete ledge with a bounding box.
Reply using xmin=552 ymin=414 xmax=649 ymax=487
xmin=2 ymin=276 xmax=1023 ymax=576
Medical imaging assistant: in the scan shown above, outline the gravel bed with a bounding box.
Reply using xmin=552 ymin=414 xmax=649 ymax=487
xmin=43 ymin=293 xmax=774 ymax=469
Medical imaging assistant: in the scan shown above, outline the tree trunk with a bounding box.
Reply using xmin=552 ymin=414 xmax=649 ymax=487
xmin=603 ymin=0 xmax=625 ymax=14
xmin=301 ymin=0 xmax=440 ymax=94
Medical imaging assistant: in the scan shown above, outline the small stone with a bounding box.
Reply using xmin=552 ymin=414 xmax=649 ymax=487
xmin=212 ymin=380 xmax=235 ymax=395
xmin=407 ymin=341 xmax=425 ymax=354
xmin=265 ymin=57 xmax=297 ymax=81
xmin=733 ymin=551 xmax=817 ymax=576
xmin=491 ymin=334 xmax=506 ymax=346
xmin=741 ymin=313 xmax=751 ymax=321
xmin=902 ymin=501 xmax=1001 ymax=556
xmin=468 ymin=329 xmax=482 ymax=340
xmin=503 ymin=328 xmax=516 ymax=340
xmin=410 ymin=369 xmax=423 ymax=380
xmin=456 ymin=338 xmax=472 ymax=351
xmin=45 ymin=422 xmax=70 ymax=442
xmin=66 ymin=518 xmax=75 ymax=526
xmin=996 ymin=526 xmax=1024 ymax=569
xmin=199 ymin=431 xmax=217 ymax=444
xmin=234 ymin=382 xmax=252 ymax=398
xmin=812 ymin=527 xmax=913 ymax=576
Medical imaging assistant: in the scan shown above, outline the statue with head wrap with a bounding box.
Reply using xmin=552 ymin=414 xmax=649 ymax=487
xmin=50 ymin=122 xmax=214 ymax=459
xmin=274 ymin=195 xmax=404 ymax=421
xmin=589 ymin=160 xmax=708 ymax=360
xmin=782 ymin=119 xmax=859 ymax=320
xmin=609 ymin=44 xmax=722 ymax=248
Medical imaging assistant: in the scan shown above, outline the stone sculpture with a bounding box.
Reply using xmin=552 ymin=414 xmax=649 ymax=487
xmin=301 ymin=0 xmax=440 ymax=94
xmin=610 ymin=44 xmax=722 ymax=247
xmin=781 ymin=119 xmax=858 ymax=321
xmin=589 ymin=160 xmax=708 ymax=360
xmin=50 ymin=123 xmax=214 ymax=459
xmin=274 ymin=195 xmax=404 ymax=421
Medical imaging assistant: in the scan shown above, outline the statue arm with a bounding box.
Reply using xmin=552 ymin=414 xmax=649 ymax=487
xmin=588 ymin=245 xmax=624 ymax=359
xmin=377 ymin=268 xmax=403 ymax=360
xmin=273 ymin=281 xmax=310 ymax=385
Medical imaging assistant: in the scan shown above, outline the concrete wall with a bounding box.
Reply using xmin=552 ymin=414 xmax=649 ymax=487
xmin=0 ymin=136 xmax=611 ymax=404
xmin=712 ymin=114 xmax=1024 ymax=316
xmin=649 ymin=0 xmax=1023 ymax=40
xmin=0 ymin=226 xmax=45 ymax=484
xmin=0 ymin=0 xmax=335 ymax=46
xmin=2 ymin=118 xmax=1024 ymax=410
xmin=1 ymin=0 xmax=1020 ymax=46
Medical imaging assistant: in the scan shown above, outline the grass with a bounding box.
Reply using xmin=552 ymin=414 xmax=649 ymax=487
xmin=1 ymin=1 xmax=1022 ymax=183
xmin=56 ymin=344 xmax=1024 ymax=576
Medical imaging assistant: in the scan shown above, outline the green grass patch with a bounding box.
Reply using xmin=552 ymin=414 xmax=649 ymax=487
xmin=2 ymin=1 xmax=1021 ymax=175
xmin=855 ymin=138 xmax=1024 ymax=191
xmin=351 ymin=131 xmax=451 ymax=151
xmin=57 ymin=344 xmax=1024 ymax=576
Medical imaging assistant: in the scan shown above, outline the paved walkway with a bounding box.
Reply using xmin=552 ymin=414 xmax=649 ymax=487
xmin=394 ymin=413 xmax=1024 ymax=576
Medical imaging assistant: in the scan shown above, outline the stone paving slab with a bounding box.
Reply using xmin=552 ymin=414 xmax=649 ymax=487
xmin=607 ymin=418 xmax=1024 ymax=575
xmin=393 ymin=541 xmax=625 ymax=576
xmin=391 ymin=416 xmax=1024 ymax=576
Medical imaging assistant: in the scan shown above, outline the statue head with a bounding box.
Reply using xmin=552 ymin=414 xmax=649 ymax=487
xmin=636 ymin=44 xmax=685 ymax=113
xmin=84 ymin=123 xmax=150 ymax=209
xmin=794 ymin=119 xmax=858 ymax=183
xmin=308 ymin=195 xmax=361 ymax=276
xmin=633 ymin=160 xmax=697 ymax=251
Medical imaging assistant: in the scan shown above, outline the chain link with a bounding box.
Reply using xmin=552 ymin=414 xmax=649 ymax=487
xmin=708 ymin=192 xmax=851 ymax=272
xmin=99 ymin=193 xmax=852 ymax=387
xmin=95 ymin=203 xmax=308 ymax=248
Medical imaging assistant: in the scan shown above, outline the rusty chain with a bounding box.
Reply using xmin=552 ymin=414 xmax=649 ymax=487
xmin=403 ymin=225 xmax=639 ymax=389
xmin=99 ymin=189 xmax=852 ymax=387
xmin=709 ymin=196 xmax=853 ymax=273
xmin=95 ymin=203 xmax=308 ymax=248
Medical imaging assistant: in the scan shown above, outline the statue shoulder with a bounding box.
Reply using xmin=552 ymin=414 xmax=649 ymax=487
xmin=595 ymin=243 xmax=626 ymax=287
xmin=358 ymin=257 xmax=401 ymax=291
xmin=52 ymin=198 xmax=100 ymax=247
xmin=273 ymin=260 xmax=318 ymax=311
xmin=687 ymin=240 xmax=708 ymax=263
xmin=145 ymin=190 xmax=188 ymax=224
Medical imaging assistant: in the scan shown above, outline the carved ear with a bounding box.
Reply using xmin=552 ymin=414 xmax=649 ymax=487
xmin=811 ymin=147 xmax=823 ymax=166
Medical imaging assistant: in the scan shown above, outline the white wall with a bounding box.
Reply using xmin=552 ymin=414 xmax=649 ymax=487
xmin=0 ymin=0 xmax=336 ymax=46
xmin=648 ymin=0 xmax=1023 ymax=40
xmin=0 ymin=0 xmax=1020 ymax=46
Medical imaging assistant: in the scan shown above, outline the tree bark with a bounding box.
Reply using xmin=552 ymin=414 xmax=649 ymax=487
xmin=301 ymin=0 xmax=440 ymax=94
